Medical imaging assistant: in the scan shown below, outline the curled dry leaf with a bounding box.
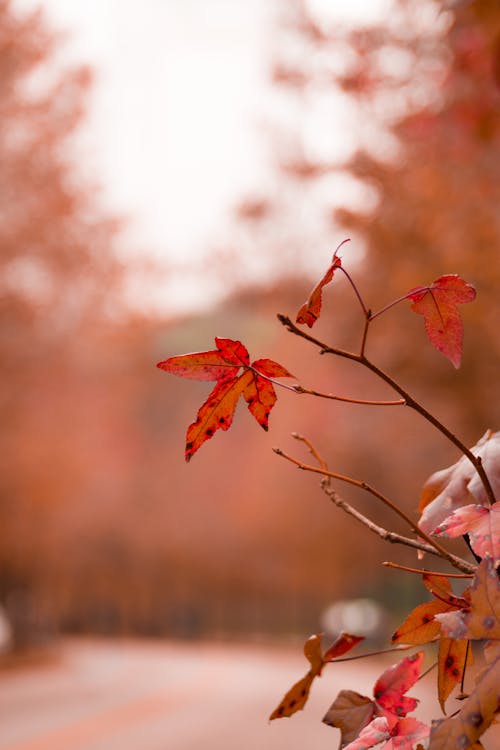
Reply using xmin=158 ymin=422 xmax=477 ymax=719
xmin=157 ymin=338 xmax=293 ymax=460
xmin=323 ymin=690 xmax=375 ymax=747
xmin=407 ymin=274 xmax=476 ymax=367
xmin=419 ymin=430 xmax=500 ymax=535
xmin=269 ymin=632 xmax=364 ymax=720
xmin=296 ymin=240 xmax=347 ymax=327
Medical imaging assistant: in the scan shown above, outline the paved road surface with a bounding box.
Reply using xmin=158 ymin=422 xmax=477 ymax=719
xmin=0 ymin=639 xmax=496 ymax=749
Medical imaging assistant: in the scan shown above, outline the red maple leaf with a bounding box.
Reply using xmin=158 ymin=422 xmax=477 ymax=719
xmin=157 ymin=338 xmax=293 ymax=461
xmin=407 ymin=274 xmax=476 ymax=368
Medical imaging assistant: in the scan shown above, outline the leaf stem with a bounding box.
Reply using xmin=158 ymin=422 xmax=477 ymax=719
xmin=338 ymin=266 xmax=369 ymax=318
xmin=369 ymin=291 xmax=416 ymax=321
xmin=326 ymin=644 xmax=414 ymax=664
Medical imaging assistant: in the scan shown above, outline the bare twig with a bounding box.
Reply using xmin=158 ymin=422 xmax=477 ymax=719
xmin=382 ymin=562 xmax=474 ymax=578
xmin=273 ymin=446 xmax=476 ymax=574
xmin=326 ymin=644 xmax=415 ymax=664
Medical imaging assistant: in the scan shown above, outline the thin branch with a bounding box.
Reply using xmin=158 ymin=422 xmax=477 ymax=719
xmin=369 ymin=291 xmax=415 ymax=321
xmin=293 ymin=384 xmax=405 ymax=407
xmin=321 ymin=483 xmax=457 ymax=561
xmin=277 ymin=314 xmax=496 ymax=506
xmin=250 ymin=366 xmax=405 ymax=407
xmin=382 ymin=562 xmax=474 ymax=578
xmin=360 ymin=313 xmax=371 ymax=358
xmin=338 ymin=266 xmax=369 ymax=317
xmin=273 ymin=446 xmax=476 ymax=574
xmin=326 ymin=644 xmax=414 ymax=664
xmin=418 ymin=661 xmax=438 ymax=682
xmin=292 ymin=433 xmax=327 ymax=470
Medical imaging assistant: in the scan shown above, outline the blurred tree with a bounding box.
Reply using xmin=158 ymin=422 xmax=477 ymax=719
xmin=0 ymin=0 xmax=122 ymax=643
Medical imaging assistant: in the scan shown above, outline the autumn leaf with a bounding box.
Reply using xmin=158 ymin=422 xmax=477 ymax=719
xmin=392 ymin=599 xmax=458 ymax=645
xmin=387 ymin=717 xmax=430 ymax=749
xmin=436 ymin=559 xmax=500 ymax=641
xmin=418 ymin=430 xmax=500 ymax=535
xmin=324 ymin=652 xmax=424 ymax=746
xmin=438 ymin=638 xmax=470 ymax=713
xmin=323 ymin=690 xmax=375 ymax=746
xmin=433 ymin=502 xmax=500 ymax=565
xmin=430 ymin=641 xmax=500 ymax=749
xmin=407 ymin=274 xmax=476 ymax=367
xmin=342 ymin=716 xmax=391 ymax=750
xmin=157 ymin=338 xmax=293 ymax=460
xmin=270 ymin=632 xmax=364 ymax=720
xmin=373 ymin=652 xmax=423 ymax=726
xmin=296 ymin=239 xmax=348 ymax=327
xmin=422 ymin=573 xmax=469 ymax=609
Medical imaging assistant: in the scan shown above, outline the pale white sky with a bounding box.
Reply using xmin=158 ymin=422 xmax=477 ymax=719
xmin=15 ymin=0 xmax=391 ymax=312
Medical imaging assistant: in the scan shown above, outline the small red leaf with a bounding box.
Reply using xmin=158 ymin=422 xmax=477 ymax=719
xmin=158 ymin=338 xmax=292 ymax=459
xmin=296 ymin=241 xmax=347 ymax=327
xmin=373 ymin=652 xmax=423 ymax=719
xmin=407 ymin=274 xmax=476 ymax=367
xmin=323 ymin=632 xmax=365 ymax=661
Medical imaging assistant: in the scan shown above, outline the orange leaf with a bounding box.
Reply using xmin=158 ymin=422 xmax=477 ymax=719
xmin=392 ymin=600 xmax=457 ymax=645
xmin=269 ymin=634 xmax=323 ymax=720
xmin=407 ymin=274 xmax=476 ymax=367
xmin=422 ymin=573 xmax=469 ymax=609
xmin=436 ymin=559 xmax=500 ymax=640
xmin=430 ymin=642 xmax=500 ymax=749
xmin=438 ymin=638 xmax=470 ymax=713
xmin=296 ymin=241 xmax=347 ymax=327
xmin=270 ymin=632 xmax=363 ymax=720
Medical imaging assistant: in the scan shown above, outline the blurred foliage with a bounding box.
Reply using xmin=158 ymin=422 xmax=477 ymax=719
xmin=1 ymin=0 xmax=498 ymax=648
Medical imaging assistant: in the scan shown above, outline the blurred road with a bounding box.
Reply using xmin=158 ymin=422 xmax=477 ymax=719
xmin=0 ymin=638 xmax=496 ymax=750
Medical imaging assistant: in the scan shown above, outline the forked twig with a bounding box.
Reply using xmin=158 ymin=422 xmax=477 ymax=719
xmin=277 ymin=314 xmax=496 ymax=507
xmin=273 ymin=444 xmax=476 ymax=575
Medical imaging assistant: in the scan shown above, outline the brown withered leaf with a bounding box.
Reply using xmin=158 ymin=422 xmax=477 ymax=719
xmin=322 ymin=690 xmax=375 ymax=747
xmin=419 ymin=430 xmax=500 ymax=534
xmin=436 ymin=559 xmax=500 ymax=641
xmin=430 ymin=644 xmax=500 ymax=749
xmin=438 ymin=638 xmax=470 ymax=713
xmin=270 ymin=632 xmax=364 ymax=720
